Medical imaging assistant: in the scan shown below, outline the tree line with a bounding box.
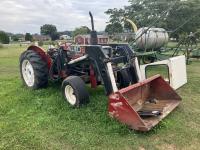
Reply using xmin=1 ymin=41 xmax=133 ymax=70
xmin=0 ymin=31 xmax=35 ymax=44
xmin=0 ymin=24 xmax=91 ymax=44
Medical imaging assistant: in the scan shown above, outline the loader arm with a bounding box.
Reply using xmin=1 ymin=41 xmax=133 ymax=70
xmin=85 ymin=46 xmax=117 ymax=95
xmin=85 ymin=45 xmax=139 ymax=95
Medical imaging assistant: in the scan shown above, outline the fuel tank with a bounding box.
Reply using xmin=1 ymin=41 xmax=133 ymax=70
xmin=135 ymin=27 xmax=169 ymax=50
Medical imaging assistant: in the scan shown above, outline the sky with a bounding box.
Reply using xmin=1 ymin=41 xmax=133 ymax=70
xmin=0 ymin=0 xmax=129 ymax=34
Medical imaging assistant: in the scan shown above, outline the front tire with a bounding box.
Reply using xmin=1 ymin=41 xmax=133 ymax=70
xmin=117 ymin=69 xmax=131 ymax=89
xmin=20 ymin=50 xmax=49 ymax=89
xmin=62 ymin=76 xmax=89 ymax=107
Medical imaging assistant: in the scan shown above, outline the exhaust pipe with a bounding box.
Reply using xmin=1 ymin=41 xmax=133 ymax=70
xmin=89 ymin=11 xmax=98 ymax=45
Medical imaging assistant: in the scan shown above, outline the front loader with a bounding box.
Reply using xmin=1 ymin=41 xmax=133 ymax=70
xmin=19 ymin=12 xmax=185 ymax=131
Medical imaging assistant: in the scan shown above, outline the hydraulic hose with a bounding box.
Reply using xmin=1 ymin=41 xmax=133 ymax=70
xmin=125 ymin=18 xmax=138 ymax=33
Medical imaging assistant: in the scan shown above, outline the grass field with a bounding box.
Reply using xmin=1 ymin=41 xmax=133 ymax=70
xmin=0 ymin=44 xmax=200 ymax=150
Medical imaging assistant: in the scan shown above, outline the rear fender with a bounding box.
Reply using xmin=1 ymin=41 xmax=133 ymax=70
xmin=27 ymin=45 xmax=52 ymax=70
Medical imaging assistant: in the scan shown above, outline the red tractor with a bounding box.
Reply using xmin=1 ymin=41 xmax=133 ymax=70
xmin=19 ymin=12 xmax=181 ymax=131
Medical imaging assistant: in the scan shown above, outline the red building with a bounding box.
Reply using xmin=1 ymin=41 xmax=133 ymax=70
xmin=74 ymin=34 xmax=109 ymax=45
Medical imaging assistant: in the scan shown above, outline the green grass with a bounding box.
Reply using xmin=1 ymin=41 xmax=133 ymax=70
xmin=0 ymin=44 xmax=200 ymax=150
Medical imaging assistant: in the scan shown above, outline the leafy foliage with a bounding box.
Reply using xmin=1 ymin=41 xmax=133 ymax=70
xmin=11 ymin=35 xmax=19 ymax=42
xmin=51 ymin=32 xmax=60 ymax=41
xmin=105 ymin=22 xmax=123 ymax=35
xmin=72 ymin=26 xmax=91 ymax=37
xmin=0 ymin=44 xmax=3 ymax=49
xmin=105 ymin=8 xmax=125 ymax=35
xmin=105 ymin=0 xmax=200 ymax=37
xmin=40 ymin=24 xmax=59 ymax=41
xmin=25 ymin=33 xmax=33 ymax=41
xmin=38 ymin=41 xmax=44 ymax=47
xmin=40 ymin=24 xmax=57 ymax=36
xmin=0 ymin=31 xmax=9 ymax=44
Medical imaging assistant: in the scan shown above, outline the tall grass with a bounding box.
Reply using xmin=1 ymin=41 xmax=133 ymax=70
xmin=0 ymin=44 xmax=3 ymax=49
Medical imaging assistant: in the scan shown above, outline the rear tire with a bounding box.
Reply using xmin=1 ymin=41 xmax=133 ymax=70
xmin=20 ymin=50 xmax=48 ymax=89
xmin=62 ymin=76 xmax=89 ymax=107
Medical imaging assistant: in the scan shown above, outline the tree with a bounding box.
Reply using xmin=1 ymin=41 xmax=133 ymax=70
xmin=0 ymin=31 xmax=9 ymax=44
xmin=72 ymin=26 xmax=91 ymax=37
xmin=51 ymin=32 xmax=60 ymax=41
xmin=105 ymin=23 xmax=123 ymax=35
xmin=123 ymin=0 xmax=174 ymax=28
xmin=105 ymin=0 xmax=200 ymax=38
xmin=105 ymin=24 xmax=114 ymax=35
xmin=40 ymin=24 xmax=58 ymax=40
xmin=11 ymin=35 xmax=19 ymax=42
xmin=41 ymin=24 xmax=57 ymax=36
xmin=25 ymin=33 xmax=33 ymax=41
xmin=166 ymin=0 xmax=200 ymax=36
xmin=105 ymin=8 xmax=125 ymax=35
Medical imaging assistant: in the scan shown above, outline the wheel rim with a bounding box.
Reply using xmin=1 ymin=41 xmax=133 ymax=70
xmin=64 ymin=85 xmax=77 ymax=105
xmin=22 ymin=60 xmax=35 ymax=87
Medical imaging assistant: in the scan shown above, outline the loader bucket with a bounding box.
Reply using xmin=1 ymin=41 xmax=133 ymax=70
xmin=108 ymin=75 xmax=181 ymax=131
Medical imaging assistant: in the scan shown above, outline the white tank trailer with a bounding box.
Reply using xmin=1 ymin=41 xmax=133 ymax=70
xmin=135 ymin=27 xmax=169 ymax=50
